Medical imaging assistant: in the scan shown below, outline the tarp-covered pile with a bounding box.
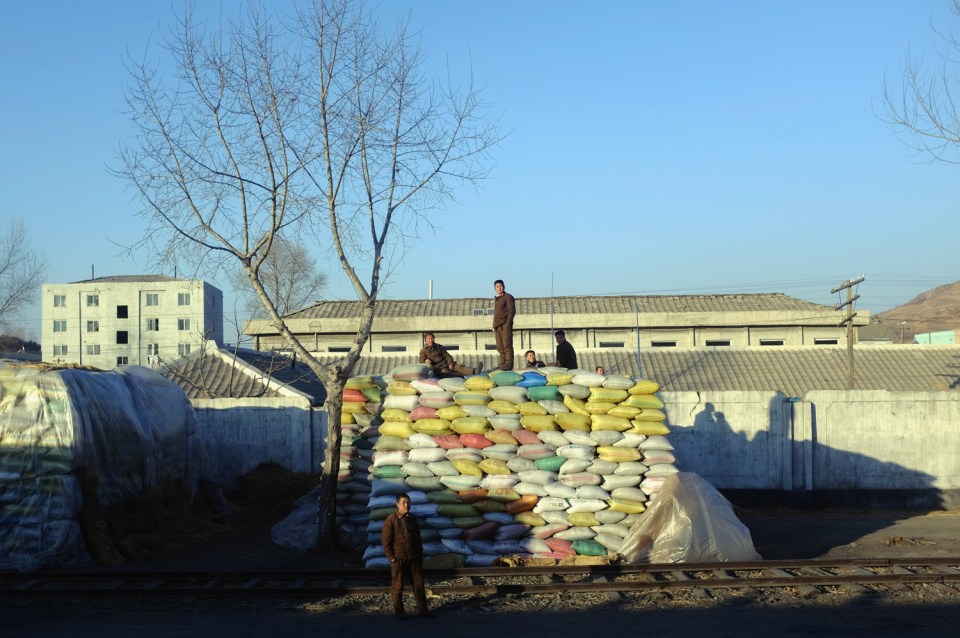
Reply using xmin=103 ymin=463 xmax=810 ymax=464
xmin=0 ymin=364 xmax=205 ymax=571
xmin=333 ymin=364 xmax=679 ymax=567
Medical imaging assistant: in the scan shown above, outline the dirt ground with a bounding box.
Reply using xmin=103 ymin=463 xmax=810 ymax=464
xmin=5 ymin=470 xmax=960 ymax=637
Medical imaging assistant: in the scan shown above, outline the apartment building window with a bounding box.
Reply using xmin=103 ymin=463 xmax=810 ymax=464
xmin=178 ymin=292 xmax=191 ymax=306
xmin=814 ymin=338 xmax=839 ymax=345
xmin=86 ymin=345 xmax=101 ymax=355
xmin=760 ymin=339 xmax=784 ymax=346
xmin=145 ymin=293 xmax=159 ymax=306
xmin=86 ymin=320 xmax=99 ymax=333
xmin=53 ymin=320 xmax=67 ymax=332
xmin=146 ymin=318 xmax=159 ymax=331
xmin=53 ymin=345 xmax=68 ymax=356
xmin=381 ymin=345 xmax=406 ymax=352
xmin=651 ymin=340 xmax=677 ymax=347
xmin=117 ymin=305 xmax=128 ymax=319
xmin=178 ymin=343 xmax=191 ymax=356
xmin=117 ymin=356 xmax=129 ymax=365
xmin=116 ymin=331 xmax=129 ymax=344
xmin=146 ymin=343 xmax=159 ymax=355
xmin=599 ymin=341 xmax=625 ymax=348
xmin=86 ymin=294 xmax=99 ymax=307
xmin=705 ymin=340 xmax=731 ymax=347
xmin=178 ymin=318 xmax=191 ymax=331
xmin=53 ymin=294 xmax=66 ymax=307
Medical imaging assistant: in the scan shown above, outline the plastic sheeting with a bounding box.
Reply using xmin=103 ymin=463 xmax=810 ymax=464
xmin=0 ymin=364 xmax=205 ymax=571
xmin=619 ymin=472 xmax=762 ymax=563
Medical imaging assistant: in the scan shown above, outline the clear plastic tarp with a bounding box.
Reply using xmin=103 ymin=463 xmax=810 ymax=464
xmin=620 ymin=472 xmax=762 ymax=563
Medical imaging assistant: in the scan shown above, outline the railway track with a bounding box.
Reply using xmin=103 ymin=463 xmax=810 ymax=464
xmin=2 ymin=558 xmax=960 ymax=599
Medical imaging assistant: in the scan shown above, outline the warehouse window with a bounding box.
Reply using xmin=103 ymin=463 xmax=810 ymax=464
xmin=651 ymin=340 xmax=677 ymax=347
xmin=484 ymin=344 xmax=498 ymax=350
xmin=473 ymin=308 xmax=485 ymax=316
xmin=445 ymin=345 xmax=460 ymax=351
xmin=705 ymin=340 xmax=731 ymax=347
xmin=328 ymin=346 xmax=350 ymax=353
xmin=599 ymin=341 xmax=624 ymax=348
xmin=814 ymin=338 xmax=839 ymax=345
xmin=381 ymin=345 xmax=407 ymax=352
xmin=760 ymin=339 xmax=784 ymax=346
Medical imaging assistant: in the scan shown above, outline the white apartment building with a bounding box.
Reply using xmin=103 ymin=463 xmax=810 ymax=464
xmin=41 ymin=275 xmax=223 ymax=369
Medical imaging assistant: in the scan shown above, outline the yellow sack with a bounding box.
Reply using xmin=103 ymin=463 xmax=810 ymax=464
xmin=628 ymin=421 xmax=671 ymax=436
xmin=583 ymin=402 xmax=613 ymax=415
xmin=381 ymin=408 xmax=413 ymax=423
xmin=607 ymin=404 xmax=642 ymax=419
xmin=451 ymin=417 xmax=491 ymax=434
xmin=486 ymin=487 xmax=522 ymax=502
xmin=486 ymin=429 xmax=519 ymax=445
xmin=546 ymin=372 xmax=575 ymax=386
xmin=590 ymin=414 xmax=632 ymax=432
xmin=488 ymin=399 xmax=520 ymax=414
xmin=568 ymin=512 xmax=600 ymax=527
xmin=608 ymin=497 xmax=646 ymax=514
xmin=454 ymin=391 xmax=491 ymax=406
xmin=411 ymin=418 xmax=454 ymax=435
xmin=339 ymin=413 xmax=355 ymax=425
xmin=520 ymin=414 xmax=559 ymax=432
xmin=341 ymin=401 xmax=367 ymax=414
xmin=378 ymin=421 xmax=416 ymax=438
xmin=451 ymin=459 xmax=483 ymax=476
xmin=517 ymin=401 xmax=548 ymax=416
xmin=624 ymin=394 xmax=665 ymax=410
xmin=634 ymin=408 xmax=667 ymax=422
xmin=563 ymin=395 xmax=591 ymax=416
xmin=436 ymin=405 xmax=469 ymax=421
xmin=597 ymin=446 xmax=642 ymax=462
xmin=587 ymin=388 xmax=629 ymax=404
xmin=464 ymin=375 xmax=495 ymax=391
xmin=387 ymin=380 xmax=419 ymax=396
xmin=555 ymin=412 xmax=592 ymax=432
xmin=628 ymin=380 xmax=661 ymax=395
xmin=513 ymin=511 xmax=546 ymax=526
xmin=478 ymin=458 xmax=511 ymax=475
xmin=345 ymin=376 xmax=376 ymax=390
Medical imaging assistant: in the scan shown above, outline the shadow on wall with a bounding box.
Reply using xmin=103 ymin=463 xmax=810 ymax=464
xmin=663 ymin=398 xmax=946 ymax=559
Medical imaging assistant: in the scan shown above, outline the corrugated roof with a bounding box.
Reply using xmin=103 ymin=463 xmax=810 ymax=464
xmin=69 ymin=275 xmax=182 ymax=284
xmin=285 ymin=293 xmax=833 ymax=320
xmin=162 ymin=344 xmax=326 ymax=404
xmin=310 ymin=345 xmax=960 ymax=395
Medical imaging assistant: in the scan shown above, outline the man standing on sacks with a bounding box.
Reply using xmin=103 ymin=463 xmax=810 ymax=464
xmin=382 ymin=493 xmax=435 ymax=619
xmin=492 ymin=279 xmax=516 ymax=370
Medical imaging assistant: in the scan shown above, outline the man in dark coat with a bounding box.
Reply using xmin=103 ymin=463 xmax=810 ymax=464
xmin=554 ymin=329 xmax=578 ymax=369
xmin=381 ymin=493 xmax=435 ymax=619
xmin=493 ymin=279 xmax=516 ymax=370
xmin=419 ymin=332 xmax=481 ymax=377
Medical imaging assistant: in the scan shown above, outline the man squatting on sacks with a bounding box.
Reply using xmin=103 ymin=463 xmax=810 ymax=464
xmin=419 ymin=332 xmax=481 ymax=377
xmin=493 ymin=279 xmax=516 ymax=370
xmin=381 ymin=493 xmax=435 ymax=619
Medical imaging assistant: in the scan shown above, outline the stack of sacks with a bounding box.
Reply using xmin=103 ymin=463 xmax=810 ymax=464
xmin=359 ymin=364 xmax=679 ymax=568
xmin=334 ymin=375 xmax=386 ymax=549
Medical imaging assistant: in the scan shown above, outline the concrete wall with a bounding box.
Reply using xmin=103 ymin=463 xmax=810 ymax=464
xmin=190 ymin=390 xmax=960 ymax=506
xmin=662 ymin=390 xmax=960 ymax=504
xmin=191 ymin=397 xmax=327 ymax=488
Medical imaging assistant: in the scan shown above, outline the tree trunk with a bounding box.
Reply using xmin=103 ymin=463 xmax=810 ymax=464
xmin=316 ymin=381 xmax=345 ymax=550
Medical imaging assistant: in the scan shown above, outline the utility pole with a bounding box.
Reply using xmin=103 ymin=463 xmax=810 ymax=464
xmin=831 ymin=275 xmax=865 ymax=390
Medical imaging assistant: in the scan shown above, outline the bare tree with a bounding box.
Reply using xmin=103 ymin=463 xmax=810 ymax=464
xmin=881 ymin=1 xmax=960 ymax=162
xmin=115 ymin=0 xmax=499 ymax=548
xmin=231 ymin=236 xmax=327 ymax=319
xmin=0 ymin=219 xmax=47 ymax=331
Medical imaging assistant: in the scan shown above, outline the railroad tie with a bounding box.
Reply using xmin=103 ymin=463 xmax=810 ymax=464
xmin=590 ymin=574 xmax=621 ymax=602
xmin=764 ymin=568 xmax=819 ymax=598
xmin=800 ymin=567 xmax=870 ymax=595
xmin=891 ymin=565 xmax=958 ymax=596
xmin=845 ymin=566 xmax=906 ymax=592
xmin=669 ymin=570 xmax=711 ymax=600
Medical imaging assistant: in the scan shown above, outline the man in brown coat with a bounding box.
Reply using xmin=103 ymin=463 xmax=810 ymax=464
xmin=493 ymin=279 xmax=516 ymax=370
xmin=381 ymin=493 xmax=434 ymax=619
xmin=419 ymin=332 xmax=481 ymax=377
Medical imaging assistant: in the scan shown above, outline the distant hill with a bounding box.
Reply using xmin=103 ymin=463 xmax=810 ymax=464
xmin=876 ymin=281 xmax=960 ymax=343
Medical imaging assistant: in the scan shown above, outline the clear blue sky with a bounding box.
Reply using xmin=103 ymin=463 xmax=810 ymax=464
xmin=3 ymin=1 xmax=959 ymax=342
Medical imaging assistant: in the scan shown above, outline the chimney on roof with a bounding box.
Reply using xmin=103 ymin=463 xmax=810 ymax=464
xmin=428 ymin=279 xmax=433 ymax=300
xmin=91 ymin=264 xmax=94 ymax=279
